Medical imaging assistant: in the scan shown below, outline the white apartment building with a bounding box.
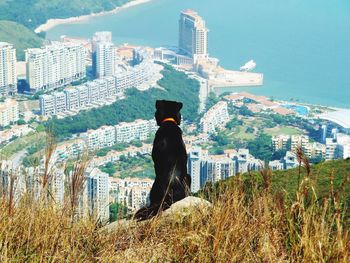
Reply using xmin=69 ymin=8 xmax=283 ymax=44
xmin=115 ymin=59 xmax=153 ymax=92
xmin=96 ymin=42 xmax=115 ymax=78
xmin=291 ymin=135 xmax=309 ymax=151
xmin=86 ymin=168 xmax=110 ymax=222
xmin=187 ymin=147 xmax=235 ymax=193
xmin=92 ymin=31 xmax=113 ymax=78
xmin=65 ymin=87 xmax=80 ymax=110
xmin=105 ymin=76 xmax=117 ymax=97
xmin=336 ymin=134 xmax=350 ymax=159
xmin=51 ymin=169 xmax=65 ymax=205
xmin=39 ymin=77 xmax=117 ymax=116
xmin=0 ymin=42 xmax=17 ymax=95
xmin=95 ymin=78 xmax=108 ymax=100
xmin=82 ymin=126 xmax=116 ymax=151
xmin=303 ymin=142 xmax=326 ymax=159
xmin=77 ymin=85 xmax=89 ymax=107
xmin=200 ymin=101 xmax=229 ymax=134
xmin=325 ymin=138 xmax=337 ymax=160
xmin=0 ymin=164 xmax=65 ymax=206
xmin=87 ymin=81 xmax=100 ymax=103
xmin=115 ymin=119 xmax=156 ymax=143
xmin=53 ymin=139 xmax=86 ymax=163
xmin=78 ymin=119 xmax=156 ymax=152
xmin=232 ymin=149 xmax=263 ymax=174
xmin=109 ymin=177 xmax=153 ymax=211
xmin=284 ymin=151 xmax=299 ymax=170
xmin=40 ymin=94 xmax=55 ymax=116
xmin=187 ymin=147 xmax=207 ymax=193
xmin=203 ymin=155 xmax=235 ymax=184
xmin=269 ymin=160 xmax=285 ymax=171
xmin=179 ymin=10 xmax=209 ymax=62
xmin=272 ymin=135 xmax=290 ymax=152
xmin=0 ymin=99 xmax=19 ymax=127
xmin=26 ymin=42 xmax=86 ymax=92
xmin=54 ymin=92 xmax=67 ymax=114
xmin=100 ymin=126 xmax=116 ymax=148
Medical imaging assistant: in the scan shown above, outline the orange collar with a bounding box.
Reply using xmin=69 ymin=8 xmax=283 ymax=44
xmin=162 ymin=118 xmax=177 ymax=125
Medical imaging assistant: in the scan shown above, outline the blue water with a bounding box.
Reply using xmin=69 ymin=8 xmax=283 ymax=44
xmin=282 ymin=105 xmax=309 ymax=116
xmin=46 ymin=0 xmax=350 ymax=108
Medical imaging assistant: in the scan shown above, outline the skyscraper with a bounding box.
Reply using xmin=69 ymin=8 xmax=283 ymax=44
xmin=86 ymin=168 xmax=110 ymax=223
xmin=0 ymin=42 xmax=17 ymax=95
xmin=91 ymin=31 xmax=113 ymax=78
xmin=179 ymin=10 xmax=209 ymax=62
xmin=96 ymin=42 xmax=115 ymax=78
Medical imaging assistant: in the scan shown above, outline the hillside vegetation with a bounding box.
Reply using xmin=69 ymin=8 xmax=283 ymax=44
xmin=0 ymin=20 xmax=43 ymax=60
xmin=0 ymin=156 xmax=349 ymax=261
xmin=0 ymin=0 xmax=130 ymax=30
xmin=0 ymin=0 xmax=131 ymax=59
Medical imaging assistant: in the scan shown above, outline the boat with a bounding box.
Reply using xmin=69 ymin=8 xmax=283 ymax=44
xmin=240 ymin=60 xmax=256 ymax=72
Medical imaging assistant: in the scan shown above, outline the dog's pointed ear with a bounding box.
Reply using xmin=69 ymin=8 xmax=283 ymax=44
xmin=178 ymin=102 xmax=183 ymax=110
xmin=156 ymin=100 xmax=163 ymax=109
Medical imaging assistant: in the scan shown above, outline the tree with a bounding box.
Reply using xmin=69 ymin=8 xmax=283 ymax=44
xmin=205 ymin=92 xmax=220 ymax=111
xmin=272 ymin=149 xmax=287 ymax=160
xmin=109 ymin=202 xmax=128 ymax=223
xmin=239 ymin=105 xmax=253 ymax=116
xmin=246 ymin=127 xmax=254 ymax=133
xmin=17 ymin=119 xmax=26 ymax=125
xmin=247 ymin=133 xmax=273 ymax=161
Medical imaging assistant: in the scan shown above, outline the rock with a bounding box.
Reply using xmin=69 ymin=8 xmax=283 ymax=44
xmin=103 ymin=196 xmax=212 ymax=232
xmin=162 ymin=196 xmax=212 ymax=219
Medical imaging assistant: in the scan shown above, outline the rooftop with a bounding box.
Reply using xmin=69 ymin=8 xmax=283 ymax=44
xmin=0 ymin=42 xmax=12 ymax=48
xmin=319 ymin=109 xmax=350 ymax=129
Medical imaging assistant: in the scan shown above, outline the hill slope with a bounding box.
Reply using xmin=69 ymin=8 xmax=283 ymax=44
xmin=0 ymin=159 xmax=349 ymax=261
xmin=0 ymin=0 xmax=130 ymax=30
xmin=0 ymin=20 xmax=43 ymax=61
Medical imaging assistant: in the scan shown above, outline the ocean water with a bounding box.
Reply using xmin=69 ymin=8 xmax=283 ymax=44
xmin=46 ymin=0 xmax=350 ymax=108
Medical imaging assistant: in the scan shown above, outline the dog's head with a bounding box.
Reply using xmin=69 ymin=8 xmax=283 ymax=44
xmin=155 ymin=100 xmax=183 ymax=126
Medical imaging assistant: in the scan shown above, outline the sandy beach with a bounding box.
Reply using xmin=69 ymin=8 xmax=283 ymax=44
xmin=34 ymin=0 xmax=154 ymax=33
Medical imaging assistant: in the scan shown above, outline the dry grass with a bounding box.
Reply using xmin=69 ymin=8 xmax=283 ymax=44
xmin=0 ymin=134 xmax=349 ymax=262
xmin=0 ymin=166 xmax=349 ymax=262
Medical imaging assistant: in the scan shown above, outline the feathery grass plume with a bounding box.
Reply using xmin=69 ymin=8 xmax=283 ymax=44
xmin=260 ymin=166 xmax=272 ymax=191
xmin=295 ymin=146 xmax=304 ymax=190
xmin=66 ymin=154 xmax=89 ymax=221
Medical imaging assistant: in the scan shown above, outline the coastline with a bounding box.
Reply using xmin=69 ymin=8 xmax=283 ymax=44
xmin=34 ymin=0 xmax=154 ymax=33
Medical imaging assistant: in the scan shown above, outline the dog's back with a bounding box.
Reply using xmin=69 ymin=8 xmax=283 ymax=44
xmin=134 ymin=100 xmax=191 ymax=221
xmin=150 ymin=121 xmax=190 ymax=206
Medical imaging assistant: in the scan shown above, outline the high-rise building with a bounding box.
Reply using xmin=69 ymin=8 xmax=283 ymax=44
xmin=91 ymin=32 xmax=113 ymax=78
xmin=26 ymin=42 xmax=86 ymax=92
xmin=96 ymin=42 xmax=115 ymax=78
xmin=202 ymin=156 xmax=235 ymax=184
xmin=179 ymin=10 xmax=209 ymax=62
xmin=86 ymin=168 xmax=110 ymax=222
xmin=0 ymin=42 xmax=17 ymax=95
xmin=187 ymin=147 xmax=206 ymax=193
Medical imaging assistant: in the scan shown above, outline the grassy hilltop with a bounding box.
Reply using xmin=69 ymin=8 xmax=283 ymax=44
xmin=0 ymin=158 xmax=349 ymax=262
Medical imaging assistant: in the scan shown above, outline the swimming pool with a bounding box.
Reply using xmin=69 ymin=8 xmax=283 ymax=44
xmin=282 ymin=104 xmax=309 ymax=116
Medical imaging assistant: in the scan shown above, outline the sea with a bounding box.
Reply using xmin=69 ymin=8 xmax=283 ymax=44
xmin=46 ymin=0 xmax=350 ymax=108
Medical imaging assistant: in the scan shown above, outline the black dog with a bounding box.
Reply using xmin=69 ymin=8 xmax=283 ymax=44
xmin=134 ymin=100 xmax=191 ymax=221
